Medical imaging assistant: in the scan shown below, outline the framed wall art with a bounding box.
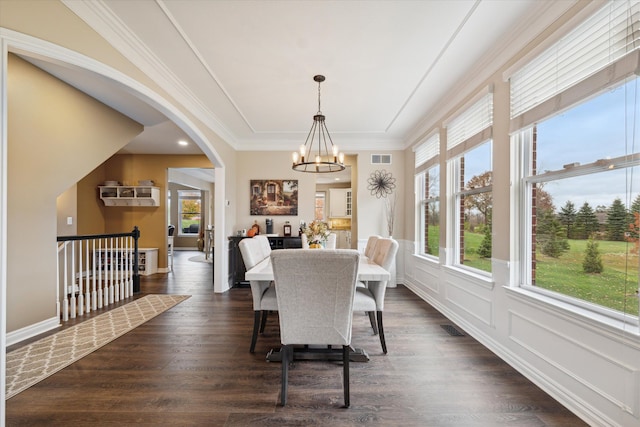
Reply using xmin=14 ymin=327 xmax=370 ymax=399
xmin=250 ymin=179 xmax=298 ymax=216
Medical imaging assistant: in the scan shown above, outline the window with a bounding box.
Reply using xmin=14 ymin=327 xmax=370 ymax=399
xmin=415 ymin=132 xmax=440 ymax=258
xmin=510 ymin=1 xmax=640 ymax=319
xmin=446 ymin=90 xmax=493 ymax=274
xmin=178 ymin=190 xmax=201 ymax=235
xmin=314 ymin=192 xmax=326 ymax=221
xmin=515 ymin=80 xmax=639 ymax=318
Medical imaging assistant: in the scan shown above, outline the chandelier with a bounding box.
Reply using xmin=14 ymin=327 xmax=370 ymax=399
xmin=292 ymin=75 xmax=345 ymax=173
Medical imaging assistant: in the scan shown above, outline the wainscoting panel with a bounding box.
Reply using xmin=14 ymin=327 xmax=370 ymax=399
xmin=444 ymin=278 xmax=494 ymax=327
xmin=508 ymin=310 xmax=640 ymax=418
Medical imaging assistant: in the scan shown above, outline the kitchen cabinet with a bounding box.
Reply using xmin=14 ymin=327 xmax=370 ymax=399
xmin=333 ymin=230 xmax=351 ymax=249
xmin=329 ymin=188 xmax=352 ymax=218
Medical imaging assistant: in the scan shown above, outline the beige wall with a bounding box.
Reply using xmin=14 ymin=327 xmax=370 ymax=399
xmin=57 ymin=184 xmax=78 ymax=236
xmin=76 ymin=154 xmax=213 ymax=268
xmin=356 ymin=151 xmax=405 ymax=242
xmin=235 ymin=151 xmax=315 ymax=236
xmin=7 ymin=54 xmax=143 ymax=332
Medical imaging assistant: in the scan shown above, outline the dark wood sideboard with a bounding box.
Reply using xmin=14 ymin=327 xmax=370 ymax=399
xmin=228 ymin=235 xmax=302 ymax=287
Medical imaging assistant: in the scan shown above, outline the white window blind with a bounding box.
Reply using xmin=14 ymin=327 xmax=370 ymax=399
xmin=415 ymin=132 xmax=440 ymax=170
xmin=446 ymin=91 xmax=493 ymax=158
xmin=510 ymin=1 xmax=640 ymax=124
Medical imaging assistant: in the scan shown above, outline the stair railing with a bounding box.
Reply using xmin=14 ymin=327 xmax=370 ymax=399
xmin=56 ymin=227 xmax=140 ymax=321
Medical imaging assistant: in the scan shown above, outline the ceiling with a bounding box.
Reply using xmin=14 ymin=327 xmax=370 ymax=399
xmin=26 ymin=1 xmax=574 ymax=162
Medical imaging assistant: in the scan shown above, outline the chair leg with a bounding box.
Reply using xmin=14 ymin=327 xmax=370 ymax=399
xmin=280 ymin=345 xmax=291 ymax=406
xmin=367 ymin=311 xmax=378 ymax=334
xmin=250 ymin=311 xmax=261 ymax=353
xmin=377 ymin=311 xmax=387 ymax=354
xmin=259 ymin=310 xmax=269 ymax=333
xmin=343 ymin=345 xmax=350 ymax=408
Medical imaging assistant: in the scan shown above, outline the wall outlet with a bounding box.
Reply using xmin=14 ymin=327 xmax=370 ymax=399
xmin=66 ymin=216 xmax=73 ymax=225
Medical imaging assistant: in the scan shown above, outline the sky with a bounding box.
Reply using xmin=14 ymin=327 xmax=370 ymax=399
xmin=536 ymin=79 xmax=639 ymax=210
xmin=461 ymin=79 xmax=639 ymax=211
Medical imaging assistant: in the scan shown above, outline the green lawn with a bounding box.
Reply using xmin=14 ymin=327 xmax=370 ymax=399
xmin=464 ymin=232 xmax=492 ymax=272
xmin=426 ymin=230 xmax=639 ymax=317
xmin=465 ymin=232 xmax=639 ymax=316
xmin=535 ymin=239 xmax=639 ymax=316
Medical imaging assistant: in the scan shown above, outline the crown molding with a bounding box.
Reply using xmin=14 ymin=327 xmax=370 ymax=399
xmin=61 ymin=0 xmax=238 ymax=148
xmin=403 ymin=0 xmax=577 ymax=150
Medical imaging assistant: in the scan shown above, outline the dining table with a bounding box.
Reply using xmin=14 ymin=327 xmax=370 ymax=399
xmin=244 ymin=251 xmax=390 ymax=362
xmin=244 ymin=253 xmax=390 ymax=282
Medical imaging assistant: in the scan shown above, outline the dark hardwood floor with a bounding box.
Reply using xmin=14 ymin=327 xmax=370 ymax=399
xmin=6 ymin=250 xmax=587 ymax=426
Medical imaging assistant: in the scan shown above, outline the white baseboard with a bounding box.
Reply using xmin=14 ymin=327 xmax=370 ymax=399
xmin=6 ymin=316 xmax=60 ymax=347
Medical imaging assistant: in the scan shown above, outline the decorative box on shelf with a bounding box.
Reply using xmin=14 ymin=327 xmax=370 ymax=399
xmin=99 ymin=186 xmax=160 ymax=207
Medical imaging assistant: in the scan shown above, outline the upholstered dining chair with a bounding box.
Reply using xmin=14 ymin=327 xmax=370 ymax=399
xmin=325 ymin=232 xmax=337 ymax=249
xmin=364 ymin=235 xmax=380 ymax=258
xmin=352 ymin=237 xmax=398 ymax=354
xmin=239 ymin=237 xmax=277 ymax=353
xmin=271 ymin=249 xmax=360 ymax=407
xmin=254 ymin=234 xmax=272 ymax=259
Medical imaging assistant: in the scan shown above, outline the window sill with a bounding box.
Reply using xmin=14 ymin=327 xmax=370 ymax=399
xmin=506 ymin=286 xmax=640 ymax=339
xmin=412 ymin=253 xmax=440 ymax=265
xmin=442 ymin=264 xmax=495 ymax=290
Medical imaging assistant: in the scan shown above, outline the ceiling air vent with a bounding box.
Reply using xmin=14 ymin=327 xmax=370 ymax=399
xmin=371 ymin=154 xmax=392 ymax=165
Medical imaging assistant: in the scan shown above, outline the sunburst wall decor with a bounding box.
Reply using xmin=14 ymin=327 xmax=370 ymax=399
xmin=367 ymin=169 xmax=396 ymax=198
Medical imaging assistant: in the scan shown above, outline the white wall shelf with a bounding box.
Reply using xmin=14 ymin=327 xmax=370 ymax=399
xmin=99 ymin=186 xmax=160 ymax=206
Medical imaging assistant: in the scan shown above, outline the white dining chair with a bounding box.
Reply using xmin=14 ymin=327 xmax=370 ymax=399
xmin=239 ymin=237 xmax=277 ymax=353
xmin=364 ymin=235 xmax=380 ymax=258
xmin=271 ymin=249 xmax=360 ymax=407
xmin=325 ymin=232 xmax=337 ymax=249
xmin=352 ymin=237 xmax=398 ymax=354
xmin=301 ymin=233 xmax=309 ymax=249
xmin=254 ymin=234 xmax=272 ymax=259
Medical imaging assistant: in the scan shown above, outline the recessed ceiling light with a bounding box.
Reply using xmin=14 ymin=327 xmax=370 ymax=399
xmin=178 ymin=140 xmax=189 ymax=146
xmin=335 ymin=177 xmax=340 ymax=181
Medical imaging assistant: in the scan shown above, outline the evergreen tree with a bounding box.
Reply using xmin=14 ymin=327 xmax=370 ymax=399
xmin=575 ymin=202 xmax=599 ymax=239
xmin=606 ymin=198 xmax=628 ymax=241
xmin=558 ymin=201 xmax=577 ymax=238
xmin=537 ymin=210 xmax=570 ymax=258
xmin=477 ymin=220 xmax=492 ymax=258
xmin=583 ymin=238 xmax=603 ymax=273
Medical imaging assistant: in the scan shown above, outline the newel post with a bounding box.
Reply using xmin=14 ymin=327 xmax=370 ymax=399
xmin=132 ymin=226 xmax=141 ymax=293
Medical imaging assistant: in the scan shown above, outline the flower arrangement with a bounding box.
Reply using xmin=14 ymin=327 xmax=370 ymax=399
xmin=303 ymin=220 xmax=330 ymax=247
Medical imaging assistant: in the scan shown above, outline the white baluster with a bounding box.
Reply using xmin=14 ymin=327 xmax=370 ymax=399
xmin=85 ymin=239 xmax=91 ymax=313
xmin=120 ymin=236 xmax=126 ymax=299
xmin=109 ymin=237 xmax=115 ymax=305
xmin=91 ymin=239 xmax=97 ymax=311
xmin=62 ymin=242 xmax=69 ymax=321
xmin=70 ymin=242 xmax=76 ymax=319
xmin=114 ymin=237 xmax=120 ymax=302
xmin=56 ymin=242 xmax=61 ymax=320
xmin=98 ymin=238 xmax=104 ymax=308
xmin=122 ymin=236 xmax=128 ymax=298
xmin=77 ymin=240 xmax=84 ymax=316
